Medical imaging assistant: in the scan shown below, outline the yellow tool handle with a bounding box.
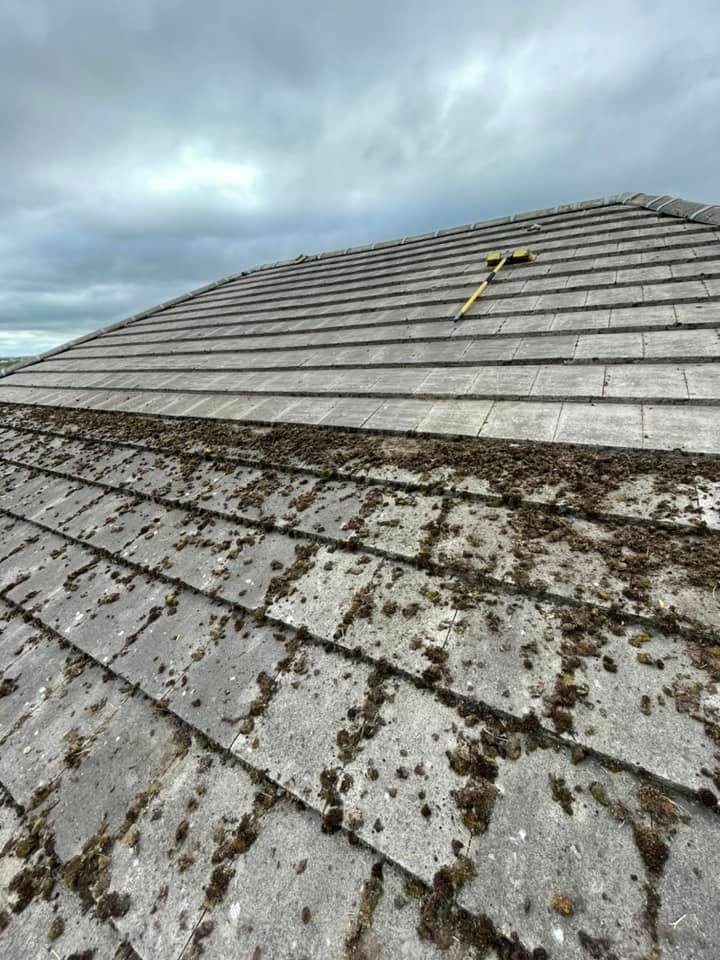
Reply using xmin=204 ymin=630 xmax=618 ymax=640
xmin=453 ymin=256 xmax=507 ymax=322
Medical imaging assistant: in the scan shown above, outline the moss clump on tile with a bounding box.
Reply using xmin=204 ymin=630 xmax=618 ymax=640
xmin=63 ymin=830 xmax=115 ymax=909
xmin=95 ymin=890 xmax=130 ymax=919
xmin=335 ymin=660 xmax=392 ymax=765
xmin=335 ymin=584 xmax=375 ymax=639
xmin=345 ymin=863 xmax=384 ymax=957
xmin=62 ymin=729 xmax=87 ymax=769
xmin=551 ymin=893 xmax=574 ymax=916
xmin=174 ymin=819 xmax=189 ymax=845
xmin=14 ymin=824 xmax=44 ymax=861
xmin=633 ymin=826 xmax=669 ymax=876
xmin=588 ymin=781 xmax=610 ymax=807
xmin=404 ymin=877 xmax=426 ymax=899
xmin=321 ymin=805 xmax=344 ymax=834
xmin=8 ymin=862 xmax=56 ymax=914
xmin=319 ymin=766 xmax=345 ymax=833
xmin=202 ymin=787 xmax=276 ymax=909
xmin=637 ymin=783 xmax=678 ymax=829
xmin=264 ymin=542 xmax=318 ymax=604
xmin=417 ymin=856 xmax=547 ymax=956
xmin=418 ymin=858 xmax=480 ymax=950
xmin=0 ymin=676 xmax=19 ymax=697
xmin=421 ymin=644 xmax=450 ymax=687
xmin=204 ymin=865 xmax=234 ymax=907
xmin=548 ymin=773 xmax=574 ymax=815
xmin=451 ymin=783 xmax=497 ymax=835
xmin=447 ymin=737 xmax=498 ymax=782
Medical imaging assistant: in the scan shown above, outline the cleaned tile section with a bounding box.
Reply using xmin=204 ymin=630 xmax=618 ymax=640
xmin=554 ymin=402 xmax=643 ymax=447
xmin=1 ymin=196 xmax=719 ymax=453
xmin=481 ymin=401 xmax=562 ymax=442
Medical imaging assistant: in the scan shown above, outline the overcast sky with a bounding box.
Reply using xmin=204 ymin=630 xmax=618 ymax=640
xmin=1 ymin=1 xmax=719 ymax=356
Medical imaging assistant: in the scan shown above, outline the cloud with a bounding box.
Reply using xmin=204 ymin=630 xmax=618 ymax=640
xmin=0 ymin=0 xmax=719 ymax=354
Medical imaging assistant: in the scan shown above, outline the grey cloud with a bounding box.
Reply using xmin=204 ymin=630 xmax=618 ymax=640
xmin=1 ymin=0 xmax=719 ymax=354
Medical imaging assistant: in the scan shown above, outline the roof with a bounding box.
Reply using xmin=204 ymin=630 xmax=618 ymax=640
xmin=0 ymin=193 xmax=719 ymax=959
xmin=1 ymin=191 xmax=719 ymax=453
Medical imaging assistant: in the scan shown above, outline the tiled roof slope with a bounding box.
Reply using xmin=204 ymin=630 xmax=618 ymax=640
xmin=0 ymin=403 xmax=719 ymax=958
xmin=1 ymin=194 xmax=719 ymax=959
xmin=1 ymin=192 xmax=719 ymax=452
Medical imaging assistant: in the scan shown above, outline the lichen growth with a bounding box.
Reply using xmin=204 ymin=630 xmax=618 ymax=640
xmin=551 ymin=893 xmax=574 ymax=916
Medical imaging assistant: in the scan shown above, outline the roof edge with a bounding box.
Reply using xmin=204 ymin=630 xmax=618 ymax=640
xmin=621 ymin=192 xmax=720 ymax=226
xmin=1 ymin=270 xmax=252 ymax=377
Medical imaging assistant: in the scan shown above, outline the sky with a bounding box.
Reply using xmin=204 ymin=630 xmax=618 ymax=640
xmin=1 ymin=2 xmax=719 ymax=356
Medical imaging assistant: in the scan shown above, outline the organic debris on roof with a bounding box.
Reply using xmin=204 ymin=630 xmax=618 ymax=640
xmin=0 ymin=194 xmax=719 ymax=958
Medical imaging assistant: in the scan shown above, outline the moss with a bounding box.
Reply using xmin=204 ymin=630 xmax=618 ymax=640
xmin=15 ymin=831 xmax=42 ymax=860
xmin=9 ymin=863 xmax=55 ymax=913
xmin=551 ymin=893 xmax=574 ymax=917
xmin=698 ymin=788 xmax=718 ymax=808
xmin=335 ymin=585 xmax=375 ymax=639
xmin=633 ymin=826 xmax=669 ymax=876
xmin=548 ymin=773 xmax=574 ymax=816
xmin=417 ymin=858 xmax=516 ymax=954
xmin=0 ymin=677 xmax=19 ymax=697
xmin=321 ymin=806 xmax=344 ymax=834
xmin=95 ymin=890 xmax=131 ymax=920
xmin=16 ymin=402 xmax=720 ymax=514
xmin=345 ymin=866 xmax=384 ymax=957
xmin=203 ymin=787 xmax=275 ymax=910
xmin=335 ymin=661 xmax=391 ymax=765
xmin=27 ymin=780 xmax=58 ymax=810
xmin=416 ymin=498 xmax=451 ymax=569
xmin=174 ymin=819 xmax=189 ymax=844
xmin=637 ymin=784 xmax=677 ymax=828
xmin=292 ymin=486 xmax=318 ymax=513
xmin=552 ymin=708 xmax=575 ymax=735
xmin=403 ymin=877 xmax=427 ymax=900
xmin=204 ymin=865 xmax=233 ymax=907
xmin=422 ymin=645 xmax=450 ymax=686
xmin=47 ymin=915 xmax=65 ymax=940
xmin=265 ymin=542 xmax=318 ymax=604
xmin=451 ymin=783 xmax=497 ymax=834
xmin=63 ymin=729 xmax=87 ymax=769
xmin=447 ymin=738 xmax=498 ymax=781
xmin=588 ymin=782 xmax=610 ymax=807
xmin=577 ymin=932 xmax=617 ymax=958
xmin=211 ymin=814 xmax=259 ymax=863
xmin=63 ymin=839 xmax=111 ymax=908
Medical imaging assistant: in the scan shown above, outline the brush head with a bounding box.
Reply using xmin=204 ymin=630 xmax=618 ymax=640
xmin=485 ymin=248 xmax=536 ymax=266
xmin=509 ymin=248 xmax=535 ymax=262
